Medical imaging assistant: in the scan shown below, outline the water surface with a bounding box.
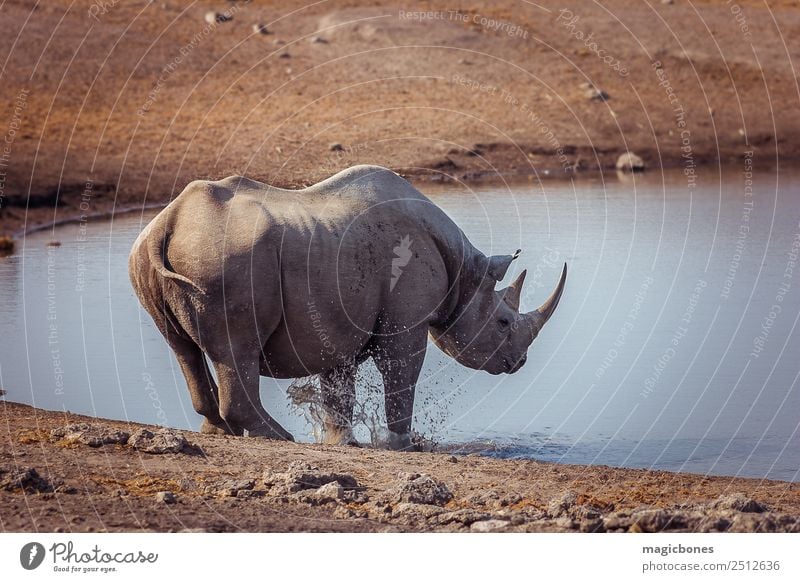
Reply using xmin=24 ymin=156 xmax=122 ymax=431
xmin=1 ymin=167 xmax=798 ymax=481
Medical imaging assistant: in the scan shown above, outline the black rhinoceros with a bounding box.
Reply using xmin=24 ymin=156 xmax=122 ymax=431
xmin=129 ymin=165 xmax=566 ymax=449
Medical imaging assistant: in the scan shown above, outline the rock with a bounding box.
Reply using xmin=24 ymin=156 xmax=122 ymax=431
xmin=50 ymin=423 xmax=129 ymax=447
xmin=579 ymin=518 xmax=606 ymax=533
xmin=584 ymin=86 xmax=609 ymax=101
xmin=278 ymin=52 xmax=291 ymax=59
xmin=616 ymin=152 xmax=646 ymax=172
xmin=204 ymin=11 xmax=232 ymax=24
xmin=384 ymin=472 xmax=453 ymax=506
xmin=128 ymin=428 xmax=188 ymax=454
xmin=329 ymin=143 xmax=344 ymax=152
xmin=711 ymin=493 xmax=767 ymax=513
xmin=602 ymin=513 xmax=631 ymax=531
xmin=470 ymin=519 xmax=509 ymax=532
xmin=252 ymin=23 xmax=269 ymax=35
xmin=262 ymin=462 xmax=358 ymax=494
xmin=447 ymin=455 xmax=458 ymax=463
xmin=428 ymin=508 xmax=491 ymax=527
xmin=155 ymin=491 xmax=176 ymax=504
xmin=662 ymin=0 xmax=674 ymax=4
xmin=310 ymin=36 xmax=328 ymax=44
xmin=548 ymin=491 xmax=577 ymax=517
xmin=630 ymin=509 xmax=670 ymax=532
xmin=209 ymin=479 xmax=256 ymax=498
xmin=311 ymin=481 xmax=344 ymax=504
xmin=0 ymin=466 xmax=53 ymax=493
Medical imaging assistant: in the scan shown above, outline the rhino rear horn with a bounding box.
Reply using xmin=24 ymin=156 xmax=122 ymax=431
xmin=526 ymin=263 xmax=567 ymax=332
xmin=503 ymin=269 xmax=527 ymax=311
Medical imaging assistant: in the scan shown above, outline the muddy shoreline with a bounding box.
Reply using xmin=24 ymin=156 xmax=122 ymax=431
xmin=2 ymin=401 xmax=798 ymax=533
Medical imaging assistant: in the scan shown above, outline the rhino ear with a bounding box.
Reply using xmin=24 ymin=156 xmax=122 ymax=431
xmin=486 ymin=249 xmax=521 ymax=282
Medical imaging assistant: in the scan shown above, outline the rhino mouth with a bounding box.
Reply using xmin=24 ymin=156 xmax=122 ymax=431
xmin=503 ymin=355 xmax=527 ymax=374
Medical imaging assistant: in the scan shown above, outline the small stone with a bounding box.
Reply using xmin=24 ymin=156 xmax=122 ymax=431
xmin=204 ymin=11 xmax=232 ymax=24
xmin=155 ymin=491 xmax=176 ymax=504
xmin=712 ymin=493 xmax=767 ymax=513
xmin=585 ymin=86 xmax=609 ymax=101
xmin=262 ymin=462 xmax=358 ymax=494
xmin=128 ymin=428 xmax=188 ymax=454
xmin=616 ymin=152 xmax=646 ymax=172
xmin=329 ymin=143 xmax=344 ymax=152
xmin=661 ymin=0 xmax=674 ymax=4
xmin=278 ymin=52 xmax=291 ymax=59
xmin=384 ymin=472 xmax=453 ymax=506
xmin=470 ymin=519 xmax=509 ymax=532
xmin=447 ymin=455 xmax=458 ymax=463
xmin=548 ymin=491 xmax=577 ymax=517
xmin=0 ymin=466 xmax=53 ymax=493
xmin=310 ymin=36 xmax=328 ymax=44
xmin=50 ymin=423 xmax=129 ymax=447
xmin=312 ymin=481 xmax=344 ymax=504
xmin=580 ymin=518 xmax=606 ymax=533
xmin=631 ymin=509 xmax=670 ymax=532
xmin=252 ymin=23 xmax=269 ymax=35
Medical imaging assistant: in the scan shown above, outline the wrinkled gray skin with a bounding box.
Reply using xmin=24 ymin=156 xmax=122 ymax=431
xmin=129 ymin=165 xmax=566 ymax=450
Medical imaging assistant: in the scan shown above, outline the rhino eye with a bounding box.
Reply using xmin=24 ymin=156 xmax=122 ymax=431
xmin=498 ymin=317 xmax=511 ymax=330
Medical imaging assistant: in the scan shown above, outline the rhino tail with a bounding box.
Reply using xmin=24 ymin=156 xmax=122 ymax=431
xmin=146 ymin=221 xmax=204 ymax=294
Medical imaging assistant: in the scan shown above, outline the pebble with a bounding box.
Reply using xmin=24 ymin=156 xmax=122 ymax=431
xmin=616 ymin=152 xmax=646 ymax=172
xmin=155 ymin=491 xmax=176 ymax=504
xmin=470 ymin=519 xmax=509 ymax=532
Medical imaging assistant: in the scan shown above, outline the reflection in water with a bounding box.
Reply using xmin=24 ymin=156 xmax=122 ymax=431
xmin=1 ymin=167 xmax=799 ymax=481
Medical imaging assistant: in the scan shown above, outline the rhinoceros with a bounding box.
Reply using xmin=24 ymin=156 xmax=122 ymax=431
xmin=129 ymin=165 xmax=566 ymax=449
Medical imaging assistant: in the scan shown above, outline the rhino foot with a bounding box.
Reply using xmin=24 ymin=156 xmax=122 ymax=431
xmin=386 ymin=431 xmax=414 ymax=451
xmin=200 ymin=419 xmax=244 ymax=436
xmin=322 ymin=425 xmax=360 ymax=447
xmin=247 ymin=423 xmax=295 ymax=441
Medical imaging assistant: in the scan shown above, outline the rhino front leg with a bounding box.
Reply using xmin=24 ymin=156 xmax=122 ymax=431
xmin=320 ymin=361 xmax=359 ymax=446
xmin=373 ymin=329 xmax=427 ymax=451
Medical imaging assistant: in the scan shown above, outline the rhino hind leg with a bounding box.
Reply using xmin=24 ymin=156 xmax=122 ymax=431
xmin=320 ymin=362 xmax=359 ymax=446
xmin=212 ymin=353 xmax=294 ymax=441
xmin=164 ymin=327 xmax=244 ymax=436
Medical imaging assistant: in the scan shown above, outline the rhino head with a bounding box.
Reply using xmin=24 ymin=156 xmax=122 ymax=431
xmin=431 ymin=251 xmax=567 ymax=375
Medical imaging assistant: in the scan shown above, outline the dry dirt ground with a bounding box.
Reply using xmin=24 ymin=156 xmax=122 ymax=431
xmin=1 ymin=0 xmax=799 ymax=234
xmin=2 ymin=401 xmax=799 ymax=532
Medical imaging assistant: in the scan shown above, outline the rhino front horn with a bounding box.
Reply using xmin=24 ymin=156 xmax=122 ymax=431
xmin=527 ymin=263 xmax=567 ymax=332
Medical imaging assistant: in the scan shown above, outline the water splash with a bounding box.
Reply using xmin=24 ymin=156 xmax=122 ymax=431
xmin=286 ymin=359 xmax=455 ymax=451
